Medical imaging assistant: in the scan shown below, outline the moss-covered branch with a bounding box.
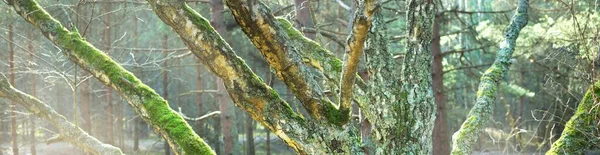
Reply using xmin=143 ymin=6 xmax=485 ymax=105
xmin=451 ymin=0 xmax=529 ymax=154
xmin=0 ymin=75 xmax=123 ymax=155
xmin=144 ymin=1 xmax=362 ymax=154
xmin=224 ymin=0 xmax=347 ymax=125
xmin=7 ymin=1 xmax=213 ymax=154
xmin=546 ymin=81 xmax=600 ymax=154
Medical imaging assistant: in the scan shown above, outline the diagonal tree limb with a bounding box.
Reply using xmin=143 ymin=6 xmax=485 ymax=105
xmin=144 ymin=1 xmax=361 ymax=154
xmin=0 ymin=74 xmax=123 ymax=155
xmin=224 ymin=0 xmax=345 ymax=125
xmin=7 ymin=1 xmax=214 ymax=154
xmin=340 ymin=0 xmax=377 ymax=119
xmin=546 ymin=80 xmax=600 ymax=154
xmin=451 ymin=0 xmax=529 ymax=154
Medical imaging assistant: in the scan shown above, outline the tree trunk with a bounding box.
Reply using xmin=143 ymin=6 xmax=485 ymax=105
xmin=547 ymin=80 xmax=600 ymax=154
xmin=8 ymin=1 xmax=215 ymax=154
xmin=8 ymin=23 xmax=19 ymax=155
xmin=451 ymin=0 xmax=529 ymax=154
xmin=431 ymin=13 xmax=450 ymax=155
xmin=28 ymin=29 xmax=37 ymax=155
xmin=196 ymin=59 xmax=205 ymax=138
xmin=162 ymin=33 xmax=171 ymax=155
xmin=132 ymin=11 xmax=141 ymax=153
xmin=0 ymin=76 xmax=124 ymax=155
xmin=294 ymin=0 xmax=315 ymax=40
xmin=210 ymin=0 xmax=238 ymax=154
xmin=103 ymin=2 xmax=115 ymax=146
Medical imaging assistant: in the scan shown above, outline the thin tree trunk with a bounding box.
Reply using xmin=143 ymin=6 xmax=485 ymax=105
xmin=132 ymin=11 xmax=141 ymax=153
xmin=294 ymin=0 xmax=315 ymax=39
xmin=196 ymin=59 xmax=204 ymax=137
xmin=432 ymin=13 xmax=450 ymax=155
xmin=245 ymin=113 xmax=255 ymax=155
xmin=211 ymin=0 xmax=237 ymax=154
xmin=265 ymin=69 xmax=273 ymax=155
xmin=28 ymin=30 xmax=37 ymax=155
xmin=162 ymin=33 xmax=171 ymax=155
xmin=9 ymin=23 xmax=19 ymax=155
xmin=103 ymin=2 xmax=115 ymax=146
xmin=451 ymin=0 xmax=529 ymax=153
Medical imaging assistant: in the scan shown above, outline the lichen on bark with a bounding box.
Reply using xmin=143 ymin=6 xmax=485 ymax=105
xmin=451 ymin=0 xmax=529 ymax=154
xmin=546 ymin=81 xmax=600 ymax=154
xmin=145 ymin=0 xmax=366 ymax=154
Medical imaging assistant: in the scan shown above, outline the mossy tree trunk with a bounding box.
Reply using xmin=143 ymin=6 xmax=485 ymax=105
xmin=546 ymin=81 xmax=600 ymax=154
xmin=451 ymin=0 xmax=529 ymax=154
xmin=144 ymin=0 xmax=438 ymax=154
xmin=7 ymin=1 xmax=215 ymax=154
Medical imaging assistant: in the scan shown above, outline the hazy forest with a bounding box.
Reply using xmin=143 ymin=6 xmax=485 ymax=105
xmin=0 ymin=0 xmax=598 ymax=154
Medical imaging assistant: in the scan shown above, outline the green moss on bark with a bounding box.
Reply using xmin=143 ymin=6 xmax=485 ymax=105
xmin=546 ymin=82 xmax=600 ymax=154
xmin=9 ymin=1 xmax=215 ymax=154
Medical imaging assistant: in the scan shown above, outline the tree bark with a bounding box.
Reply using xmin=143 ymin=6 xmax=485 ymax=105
xmin=8 ymin=23 xmax=19 ymax=155
xmin=210 ymin=0 xmax=238 ymax=153
xmin=8 ymin=1 xmax=214 ymax=154
xmin=0 ymin=75 xmax=124 ymax=155
xmin=27 ymin=30 xmax=37 ymax=155
xmin=451 ymin=0 xmax=529 ymax=154
xmin=546 ymin=81 xmax=600 ymax=154
xmin=102 ymin=2 xmax=115 ymax=146
xmin=161 ymin=33 xmax=171 ymax=155
xmin=432 ymin=13 xmax=450 ymax=155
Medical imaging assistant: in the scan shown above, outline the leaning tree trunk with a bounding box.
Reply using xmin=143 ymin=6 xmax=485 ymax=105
xmin=451 ymin=0 xmax=529 ymax=154
xmin=0 ymin=75 xmax=124 ymax=155
xmin=7 ymin=1 xmax=214 ymax=154
xmin=546 ymin=81 xmax=600 ymax=154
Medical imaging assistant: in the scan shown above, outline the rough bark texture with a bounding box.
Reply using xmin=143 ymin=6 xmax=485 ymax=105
xmin=546 ymin=81 xmax=600 ymax=154
xmin=0 ymin=75 xmax=124 ymax=155
xmin=144 ymin=0 xmax=354 ymax=154
xmin=7 ymin=1 xmax=214 ymax=154
xmin=450 ymin=0 xmax=529 ymax=154
xmin=431 ymin=13 xmax=450 ymax=155
xmin=225 ymin=0 xmax=347 ymax=125
xmin=340 ymin=0 xmax=375 ymax=117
